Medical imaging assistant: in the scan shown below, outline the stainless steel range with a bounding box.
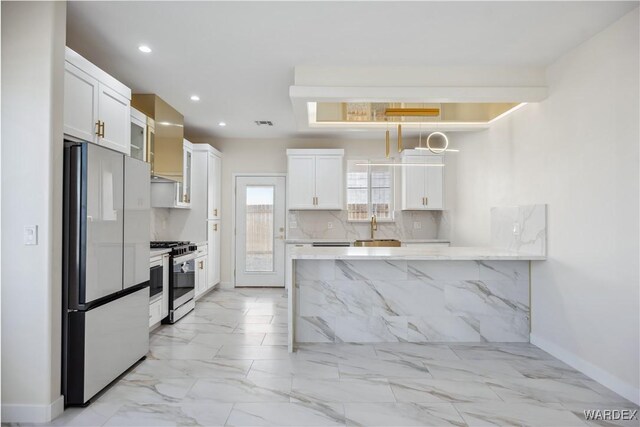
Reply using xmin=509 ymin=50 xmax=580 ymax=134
xmin=151 ymin=241 xmax=197 ymax=323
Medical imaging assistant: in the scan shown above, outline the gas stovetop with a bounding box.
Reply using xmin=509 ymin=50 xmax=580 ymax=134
xmin=150 ymin=241 xmax=197 ymax=256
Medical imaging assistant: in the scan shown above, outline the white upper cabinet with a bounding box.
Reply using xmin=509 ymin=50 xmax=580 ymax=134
xmin=401 ymin=150 xmax=445 ymax=210
xmin=130 ymin=108 xmax=147 ymax=162
xmin=180 ymin=140 xmax=193 ymax=206
xmin=97 ymin=84 xmax=130 ymax=155
xmin=64 ymin=47 xmax=131 ymax=155
xmin=208 ymin=153 xmax=221 ymax=220
xmin=64 ymin=64 xmax=99 ymax=142
xmin=288 ymin=155 xmax=316 ymax=209
xmin=287 ymin=149 xmax=344 ymax=210
xmin=314 ymin=155 xmax=344 ymax=209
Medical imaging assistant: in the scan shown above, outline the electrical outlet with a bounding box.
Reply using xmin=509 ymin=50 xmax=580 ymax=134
xmin=289 ymin=221 xmax=297 ymax=229
xmin=513 ymin=222 xmax=521 ymax=235
xmin=327 ymin=222 xmax=334 ymax=229
xmin=413 ymin=221 xmax=422 ymax=230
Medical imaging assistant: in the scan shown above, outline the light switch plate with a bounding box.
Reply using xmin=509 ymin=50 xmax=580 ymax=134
xmin=413 ymin=221 xmax=422 ymax=230
xmin=24 ymin=225 xmax=38 ymax=245
xmin=327 ymin=222 xmax=333 ymax=229
xmin=512 ymin=222 xmax=521 ymax=236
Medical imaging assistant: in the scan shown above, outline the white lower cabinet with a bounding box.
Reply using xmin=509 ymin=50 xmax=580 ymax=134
xmin=161 ymin=254 xmax=170 ymax=318
xmin=195 ymin=254 xmax=208 ymax=299
xmin=149 ymin=299 xmax=162 ymax=328
xmin=150 ymin=253 xmax=170 ymax=329
xmin=208 ymin=221 xmax=221 ymax=287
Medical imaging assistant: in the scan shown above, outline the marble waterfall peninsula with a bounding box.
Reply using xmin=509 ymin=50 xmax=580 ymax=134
xmin=287 ymin=205 xmax=547 ymax=350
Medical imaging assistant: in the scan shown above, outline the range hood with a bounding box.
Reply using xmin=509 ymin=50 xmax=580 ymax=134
xmin=131 ymin=94 xmax=184 ymax=181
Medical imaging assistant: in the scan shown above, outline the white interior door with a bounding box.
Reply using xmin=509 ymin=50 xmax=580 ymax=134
xmin=235 ymin=176 xmax=286 ymax=287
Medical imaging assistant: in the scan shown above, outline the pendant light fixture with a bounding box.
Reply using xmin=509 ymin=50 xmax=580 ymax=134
xmin=426 ymin=131 xmax=449 ymax=154
xmin=415 ymin=131 xmax=458 ymax=152
xmin=385 ymin=120 xmax=390 ymax=158
xmin=397 ymin=124 xmax=403 ymax=153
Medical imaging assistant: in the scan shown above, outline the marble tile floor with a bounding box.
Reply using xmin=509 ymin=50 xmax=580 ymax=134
xmin=8 ymin=288 xmax=637 ymax=427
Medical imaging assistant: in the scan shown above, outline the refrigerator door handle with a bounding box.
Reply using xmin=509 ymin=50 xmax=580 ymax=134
xmin=65 ymin=143 xmax=84 ymax=311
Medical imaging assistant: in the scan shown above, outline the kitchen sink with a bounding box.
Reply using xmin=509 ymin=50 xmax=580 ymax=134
xmin=353 ymin=239 xmax=401 ymax=247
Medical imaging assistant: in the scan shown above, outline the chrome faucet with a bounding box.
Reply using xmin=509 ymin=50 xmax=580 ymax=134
xmin=370 ymin=215 xmax=378 ymax=240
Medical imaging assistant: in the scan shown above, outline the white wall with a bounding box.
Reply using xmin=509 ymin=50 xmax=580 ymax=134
xmin=1 ymin=2 xmax=66 ymax=422
xmin=450 ymin=8 xmax=639 ymax=404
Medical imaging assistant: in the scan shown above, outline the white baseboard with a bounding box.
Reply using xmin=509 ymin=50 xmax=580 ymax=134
xmin=530 ymin=333 xmax=640 ymax=405
xmin=1 ymin=394 xmax=64 ymax=423
xmin=219 ymin=281 xmax=234 ymax=289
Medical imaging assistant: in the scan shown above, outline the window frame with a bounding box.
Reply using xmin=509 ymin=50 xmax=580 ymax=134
xmin=346 ymin=160 xmax=395 ymax=222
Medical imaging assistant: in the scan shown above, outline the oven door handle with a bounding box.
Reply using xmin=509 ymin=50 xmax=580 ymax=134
xmin=173 ymin=253 xmax=197 ymax=264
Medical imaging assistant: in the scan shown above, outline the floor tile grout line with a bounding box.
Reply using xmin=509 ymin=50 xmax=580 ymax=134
xmin=223 ymin=402 xmax=236 ymax=426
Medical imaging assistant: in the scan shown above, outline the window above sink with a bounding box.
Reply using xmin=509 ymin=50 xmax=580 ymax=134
xmin=347 ymin=160 xmax=394 ymax=222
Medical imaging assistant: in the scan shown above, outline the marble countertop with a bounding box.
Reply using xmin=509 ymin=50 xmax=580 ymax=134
xmin=285 ymin=238 xmax=351 ymax=244
xmin=289 ymin=246 xmax=546 ymax=261
xmin=285 ymin=238 xmax=450 ymax=244
xmin=150 ymin=248 xmax=171 ymax=258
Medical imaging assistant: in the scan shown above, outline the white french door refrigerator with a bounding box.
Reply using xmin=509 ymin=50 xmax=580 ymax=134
xmin=62 ymin=141 xmax=150 ymax=405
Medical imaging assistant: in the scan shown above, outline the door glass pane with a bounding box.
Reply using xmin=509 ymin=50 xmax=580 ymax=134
xmin=185 ymin=150 xmax=192 ymax=200
xmin=148 ymin=128 xmax=155 ymax=174
xmin=245 ymin=185 xmax=274 ymax=272
xmin=130 ymin=122 xmax=144 ymax=161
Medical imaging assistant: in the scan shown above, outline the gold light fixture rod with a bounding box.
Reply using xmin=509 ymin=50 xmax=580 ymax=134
xmin=397 ymin=124 xmax=403 ymax=153
xmin=385 ymin=130 xmax=390 ymax=158
xmin=385 ymin=108 xmax=440 ymax=117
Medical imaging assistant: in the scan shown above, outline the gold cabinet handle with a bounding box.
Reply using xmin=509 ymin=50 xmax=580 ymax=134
xmin=425 ymin=196 xmax=428 ymax=206
xmin=100 ymin=121 xmax=105 ymax=138
xmin=95 ymin=121 xmax=101 ymax=136
xmin=213 ymin=208 xmax=218 ymax=217
xmin=199 ymin=261 xmax=204 ymax=269
xmin=213 ymin=224 xmax=218 ymax=231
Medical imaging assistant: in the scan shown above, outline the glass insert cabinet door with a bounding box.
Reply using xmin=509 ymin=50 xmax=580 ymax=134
xmin=234 ymin=176 xmax=286 ymax=287
xmin=130 ymin=117 xmax=146 ymax=161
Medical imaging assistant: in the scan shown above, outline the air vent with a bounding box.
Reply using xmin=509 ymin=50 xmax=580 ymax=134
xmin=254 ymin=120 xmax=274 ymax=126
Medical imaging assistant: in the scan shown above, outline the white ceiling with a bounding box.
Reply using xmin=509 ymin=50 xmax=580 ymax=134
xmin=66 ymin=1 xmax=638 ymax=140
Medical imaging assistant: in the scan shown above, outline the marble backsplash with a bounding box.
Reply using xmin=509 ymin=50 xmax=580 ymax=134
xmin=491 ymin=204 xmax=547 ymax=256
xmin=287 ymin=210 xmax=451 ymax=241
xmin=150 ymin=208 xmax=171 ymax=241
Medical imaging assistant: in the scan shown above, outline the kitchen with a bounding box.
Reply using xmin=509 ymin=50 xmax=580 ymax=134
xmin=1 ymin=1 xmax=639 ymax=426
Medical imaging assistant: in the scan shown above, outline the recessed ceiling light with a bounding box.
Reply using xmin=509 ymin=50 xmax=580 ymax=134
xmin=138 ymin=45 xmax=152 ymax=53
xmin=218 ymin=122 xmax=227 ymax=127
xmin=190 ymin=95 xmax=200 ymax=101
